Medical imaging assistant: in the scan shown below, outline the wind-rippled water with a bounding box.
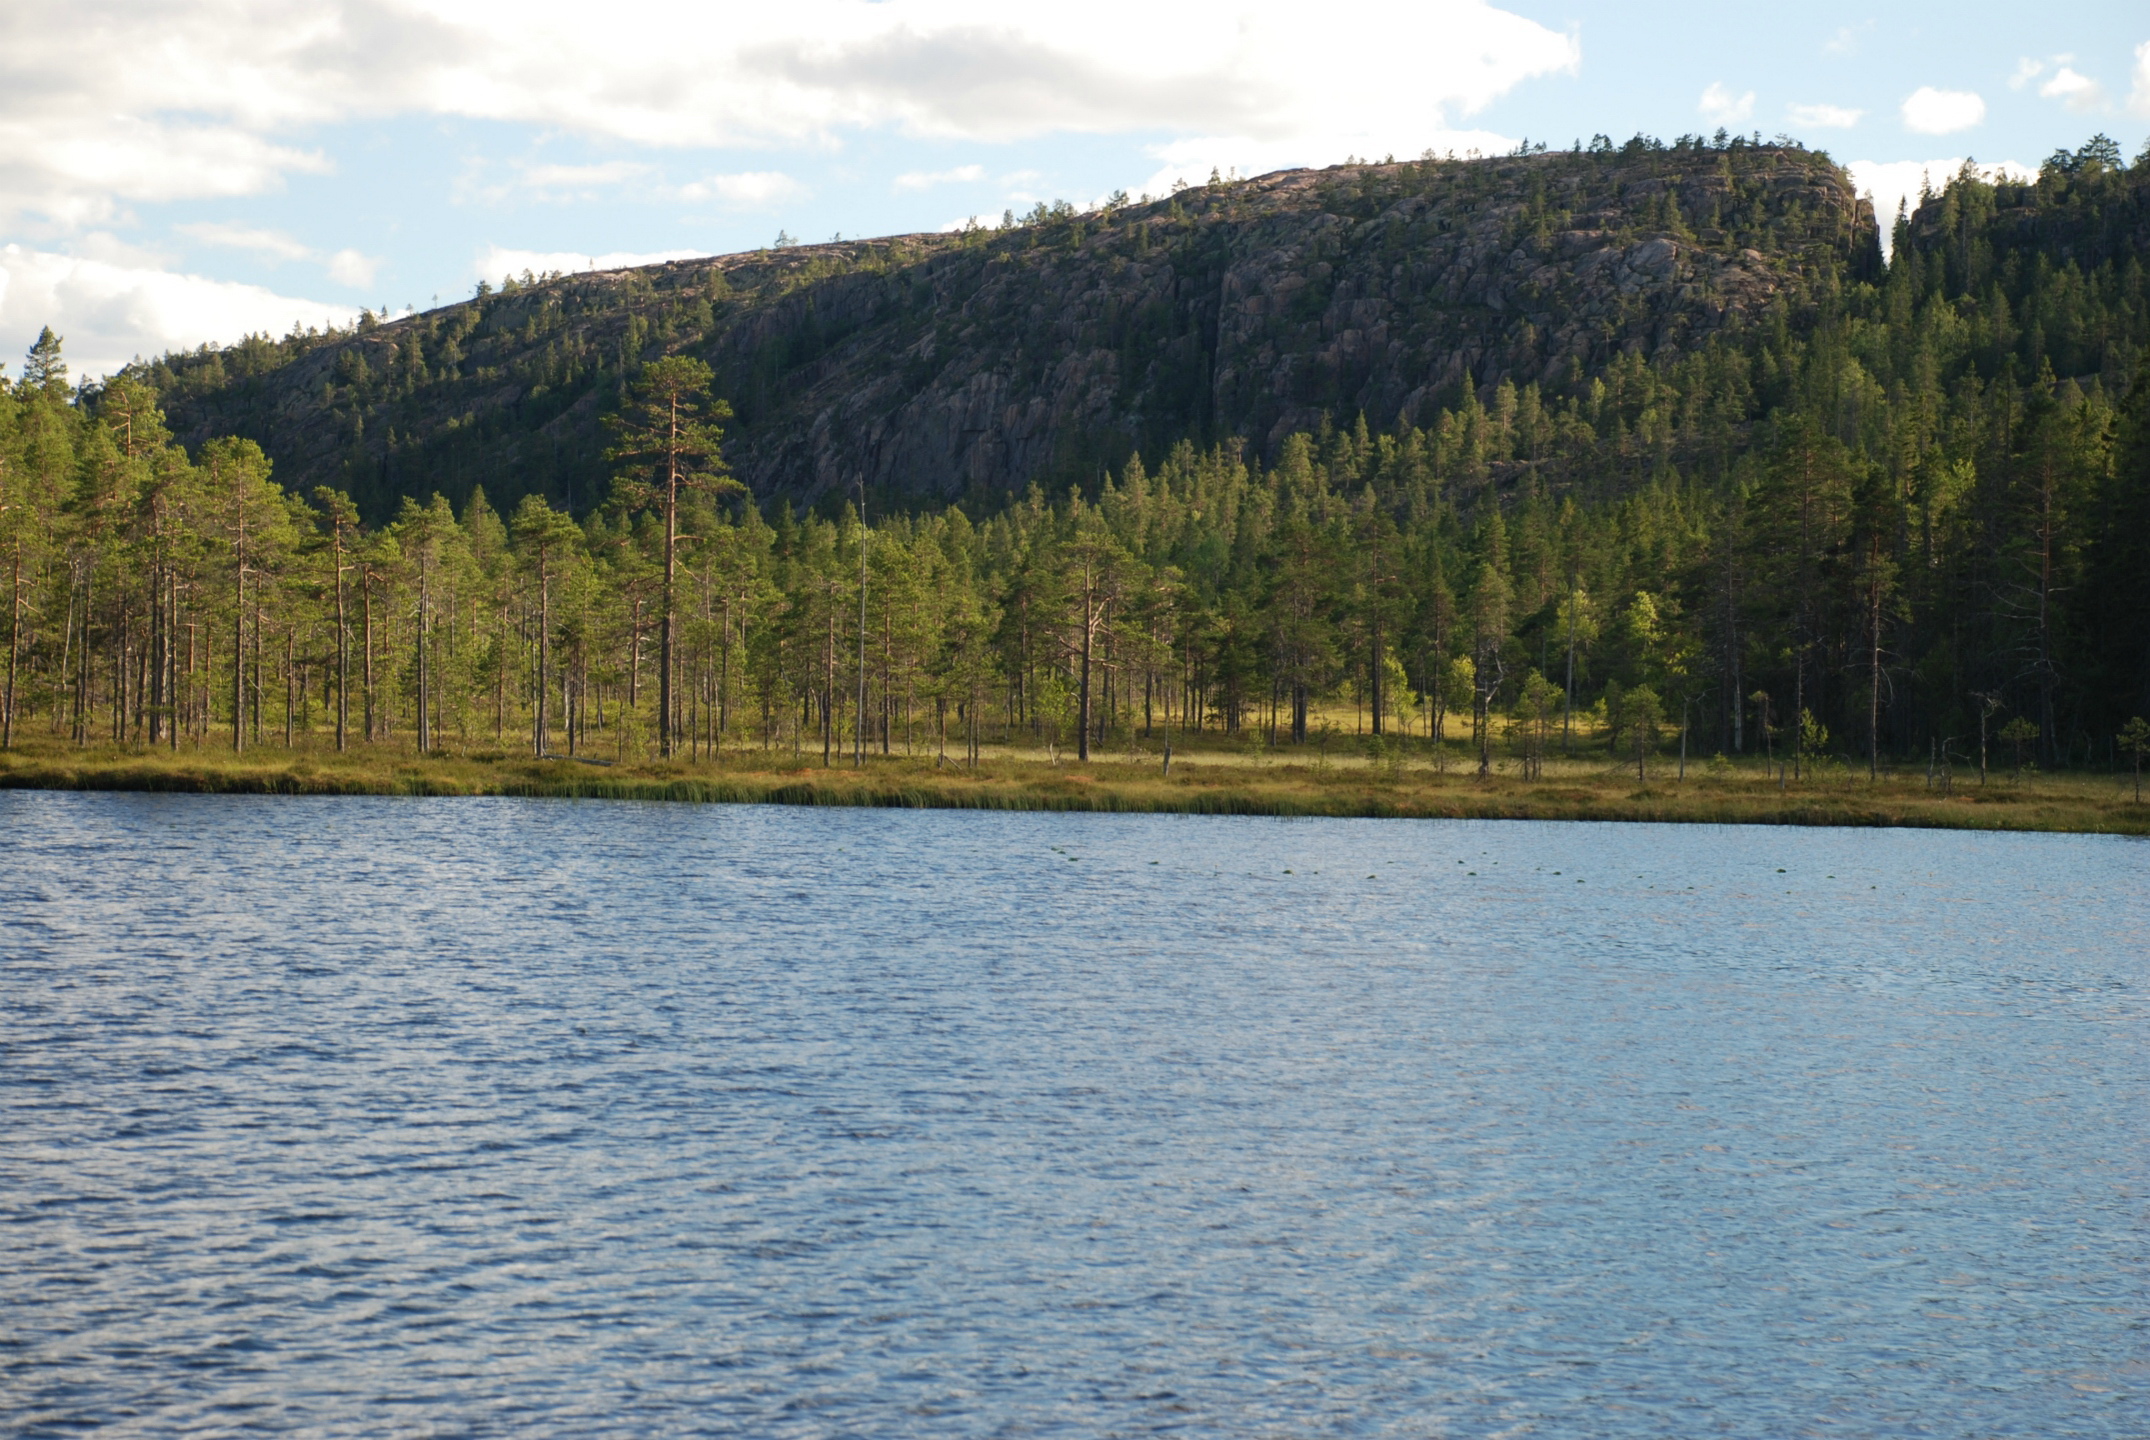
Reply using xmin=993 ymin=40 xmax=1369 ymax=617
xmin=2 ymin=792 xmax=2146 ymax=1437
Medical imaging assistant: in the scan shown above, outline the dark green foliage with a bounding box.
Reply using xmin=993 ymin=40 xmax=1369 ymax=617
xmin=126 ymin=142 xmax=1873 ymax=521
xmin=10 ymin=137 xmax=2145 ymax=774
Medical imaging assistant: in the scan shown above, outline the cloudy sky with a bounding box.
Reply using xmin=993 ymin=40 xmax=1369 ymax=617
xmin=3 ymin=0 xmax=2146 ymax=378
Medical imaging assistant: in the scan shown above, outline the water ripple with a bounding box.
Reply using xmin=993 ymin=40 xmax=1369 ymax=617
xmin=2 ymin=792 xmax=2146 ymax=1436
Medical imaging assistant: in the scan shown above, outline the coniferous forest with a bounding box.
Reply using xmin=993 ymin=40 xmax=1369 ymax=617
xmin=5 ymin=135 xmax=2150 ymax=782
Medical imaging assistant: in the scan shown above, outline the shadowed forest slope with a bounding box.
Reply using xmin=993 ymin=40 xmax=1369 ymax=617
xmin=132 ymin=139 xmax=1880 ymax=518
xmin=8 ymin=133 xmax=2150 ymax=788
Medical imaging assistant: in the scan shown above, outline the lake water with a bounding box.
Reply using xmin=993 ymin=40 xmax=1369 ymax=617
xmin=2 ymin=792 xmax=2146 ymax=1437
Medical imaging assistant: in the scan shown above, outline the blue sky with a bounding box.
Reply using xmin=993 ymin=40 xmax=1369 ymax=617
xmin=2 ymin=0 xmax=2144 ymax=378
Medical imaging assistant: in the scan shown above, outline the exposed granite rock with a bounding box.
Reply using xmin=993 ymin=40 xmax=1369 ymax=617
xmin=143 ymin=144 xmax=1878 ymax=517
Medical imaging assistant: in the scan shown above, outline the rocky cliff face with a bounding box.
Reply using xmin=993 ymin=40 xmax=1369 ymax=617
xmin=143 ymin=142 xmax=1878 ymax=517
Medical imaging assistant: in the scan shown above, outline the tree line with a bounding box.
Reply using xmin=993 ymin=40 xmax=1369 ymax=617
xmin=4 ymin=146 xmax=2150 ymax=778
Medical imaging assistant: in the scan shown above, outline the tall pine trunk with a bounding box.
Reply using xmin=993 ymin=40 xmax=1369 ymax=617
xmin=2 ymin=541 xmax=20 ymax=751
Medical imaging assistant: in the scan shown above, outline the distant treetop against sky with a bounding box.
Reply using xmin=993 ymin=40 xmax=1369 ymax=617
xmin=1 ymin=0 xmax=2145 ymax=377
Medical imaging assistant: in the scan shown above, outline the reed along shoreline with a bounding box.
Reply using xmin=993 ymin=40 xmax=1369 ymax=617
xmin=5 ymin=746 xmax=2146 ymax=836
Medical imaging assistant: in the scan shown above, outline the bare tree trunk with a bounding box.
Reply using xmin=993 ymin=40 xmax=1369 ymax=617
xmin=56 ymin=564 xmax=77 ymax=743
xmin=166 ymin=572 xmax=180 ymax=751
xmin=855 ymin=511 xmax=868 ymax=767
xmin=1868 ymin=561 xmax=1882 ymax=781
xmin=535 ymin=559 xmax=551 ymax=757
xmin=184 ymin=622 xmax=197 ymax=746
xmin=251 ymin=604 xmax=263 ymax=748
xmin=659 ymin=398 xmax=681 ymax=759
xmin=334 ymin=550 xmax=348 ymax=751
xmin=232 ymin=607 xmax=245 ymax=752
xmin=362 ymin=570 xmax=375 ymax=743
xmin=1369 ymin=625 xmax=1383 ymax=737
xmin=232 ymin=523 xmax=247 ymax=753
xmin=284 ymin=628 xmax=295 ymax=748
xmin=2038 ymin=452 xmax=2057 ymax=765
xmin=1562 ymin=600 xmax=1575 ymax=755
xmin=717 ymin=604 xmax=731 ymax=755
xmin=1078 ymin=567 xmax=1094 ymax=764
xmin=112 ymin=602 xmax=125 ymax=745
xmin=146 ymin=562 xmax=163 ymax=747
xmin=3 ymin=541 xmax=20 ymax=751
xmin=416 ymin=569 xmax=430 ymax=753
xmin=1792 ymin=650 xmax=1804 ymax=782
xmin=74 ymin=565 xmax=91 ymax=745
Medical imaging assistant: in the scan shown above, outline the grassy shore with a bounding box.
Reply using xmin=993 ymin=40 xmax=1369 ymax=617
xmin=2 ymin=737 xmax=2146 ymax=834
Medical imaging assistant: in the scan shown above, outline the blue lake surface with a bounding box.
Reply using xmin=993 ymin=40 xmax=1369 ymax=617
xmin=2 ymin=790 xmax=2146 ymax=1437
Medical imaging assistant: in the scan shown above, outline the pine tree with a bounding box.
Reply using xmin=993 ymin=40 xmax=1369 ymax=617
xmin=606 ymin=357 xmax=740 ymax=757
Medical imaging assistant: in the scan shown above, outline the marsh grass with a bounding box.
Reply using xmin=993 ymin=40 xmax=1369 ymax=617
xmin=4 ymin=737 xmax=2147 ymax=834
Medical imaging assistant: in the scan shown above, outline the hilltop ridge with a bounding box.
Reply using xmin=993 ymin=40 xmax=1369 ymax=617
xmin=133 ymin=140 xmax=1877 ymax=519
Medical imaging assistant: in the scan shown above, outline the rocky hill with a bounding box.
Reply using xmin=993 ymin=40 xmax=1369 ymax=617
xmin=135 ymin=140 xmax=1880 ymax=519
xmin=1901 ymin=138 xmax=2149 ymax=309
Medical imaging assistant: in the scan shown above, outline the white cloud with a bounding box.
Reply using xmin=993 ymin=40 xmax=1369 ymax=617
xmin=521 ymin=161 xmax=651 ymax=190
xmin=2039 ymin=66 xmax=2106 ymax=113
xmin=0 ymin=0 xmax=348 ymax=227
xmin=1823 ymin=23 xmax=1871 ymax=56
xmin=1901 ymin=87 xmax=1986 ymax=135
xmin=0 ymin=122 xmax=333 ymax=231
xmin=0 ymin=0 xmax=1578 ymax=370
xmin=326 ymin=249 xmax=381 ymax=287
xmin=1848 ymin=158 xmax=2034 ymax=259
xmin=2009 ymin=54 xmax=2110 ymax=114
xmin=672 ymin=171 xmax=804 ymax=207
xmin=176 ymin=221 xmax=314 ymax=263
xmin=895 ymin=164 xmax=987 ymax=191
xmin=0 ymin=0 xmax=1577 ymax=223
xmin=1700 ymin=83 xmax=1755 ymax=126
xmin=514 ymin=161 xmax=654 ymax=201
xmin=2132 ymin=40 xmax=2150 ymax=119
xmin=462 ymin=159 xmax=657 ymax=205
xmin=0 ymin=243 xmax=354 ymax=380
xmin=1786 ymin=103 xmax=1863 ymax=130
xmin=474 ymin=245 xmax=703 ymax=285
xmin=177 ymin=220 xmax=380 ymax=289
xmin=67 ymin=232 xmax=179 ymax=272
